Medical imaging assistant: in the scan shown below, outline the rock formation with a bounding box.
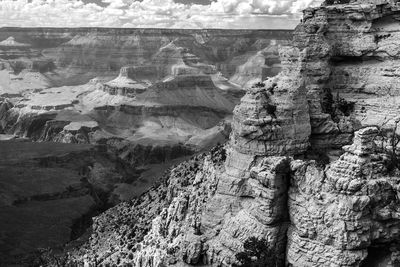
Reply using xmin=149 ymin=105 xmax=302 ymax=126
xmin=230 ymin=75 xmax=310 ymax=156
xmin=0 ymin=36 xmax=53 ymax=73
xmin=0 ymin=36 xmax=34 ymax=59
xmin=61 ymin=1 xmax=400 ymax=267
xmin=101 ymin=43 xmax=219 ymax=98
xmin=292 ymin=0 xmax=400 ymax=149
xmin=288 ymin=126 xmax=400 ymax=266
xmin=229 ymin=40 xmax=287 ymax=88
xmin=102 ymin=66 xmax=149 ymax=97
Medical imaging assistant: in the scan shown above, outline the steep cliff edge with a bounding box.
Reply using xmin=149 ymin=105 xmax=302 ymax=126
xmin=61 ymin=1 xmax=400 ymax=266
xmin=294 ymin=0 xmax=400 ymax=148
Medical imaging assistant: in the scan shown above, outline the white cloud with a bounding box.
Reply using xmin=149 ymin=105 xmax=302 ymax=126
xmin=0 ymin=0 xmax=323 ymax=29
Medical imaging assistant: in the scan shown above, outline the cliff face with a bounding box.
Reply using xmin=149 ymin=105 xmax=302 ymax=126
xmin=64 ymin=1 xmax=400 ymax=267
xmin=295 ymin=0 xmax=400 ymax=148
xmin=229 ymin=43 xmax=286 ymax=89
xmin=0 ymin=28 xmax=291 ymax=85
xmin=285 ymin=3 xmax=400 ymax=264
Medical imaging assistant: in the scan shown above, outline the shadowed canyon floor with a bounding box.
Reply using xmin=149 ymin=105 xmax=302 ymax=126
xmin=0 ymin=141 xmax=99 ymax=265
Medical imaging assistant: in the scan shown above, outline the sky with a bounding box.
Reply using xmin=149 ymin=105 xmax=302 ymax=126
xmin=0 ymin=0 xmax=324 ymax=29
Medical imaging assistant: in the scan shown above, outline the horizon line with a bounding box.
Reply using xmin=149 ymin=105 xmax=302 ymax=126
xmin=0 ymin=26 xmax=294 ymax=31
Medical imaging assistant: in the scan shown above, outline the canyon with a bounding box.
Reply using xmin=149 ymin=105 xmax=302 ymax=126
xmin=0 ymin=28 xmax=290 ymax=265
xmin=0 ymin=28 xmax=290 ymax=151
xmin=57 ymin=0 xmax=400 ymax=266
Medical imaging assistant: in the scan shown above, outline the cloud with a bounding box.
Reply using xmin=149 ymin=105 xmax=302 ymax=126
xmin=0 ymin=0 xmax=323 ymax=29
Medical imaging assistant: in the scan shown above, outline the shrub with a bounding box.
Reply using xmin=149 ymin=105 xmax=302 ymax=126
xmin=266 ymin=103 xmax=277 ymax=118
xmin=336 ymin=97 xmax=355 ymax=116
xmin=325 ymin=0 xmax=351 ymax=5
xmin=254 ymin=82 xmax=265 ymax=88
xmin=234 ymin=237 xmax=277 ymax=267
xmin=376 ymin=120 xmax=400 ymax=174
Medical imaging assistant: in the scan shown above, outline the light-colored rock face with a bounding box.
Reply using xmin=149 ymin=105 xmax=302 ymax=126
xmin=229 ymin=41 xmax=287 ymax=89
xmin=152 ymin=42 xmax=215 ymax=78
xmin=102 ymin=66 xmax=150 ymax=97
xmin=230 ymin=76 xmax=311 ymax=157
xmin=0 ymin=36 xmax=30 ymax=47
xmin=290 ymin=0 xmax=400 ymax=149
xmin=286 ymin=2 xmax=400 ymax=265
xmin=0 ymin=37 xmax=46 ymax=72
xmin=288 ymin=126 xmax=400 ymax=266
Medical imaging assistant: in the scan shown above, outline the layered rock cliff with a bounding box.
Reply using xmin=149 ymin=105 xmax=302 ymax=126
xmin=294 ymin=0 xmax=400 ymax=149
xmin=63 ymin=1 xmax=400 ymax=267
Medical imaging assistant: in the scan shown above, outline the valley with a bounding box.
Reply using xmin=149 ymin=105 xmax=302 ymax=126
xmin=0 ymin=27 xmax=290 ymax=264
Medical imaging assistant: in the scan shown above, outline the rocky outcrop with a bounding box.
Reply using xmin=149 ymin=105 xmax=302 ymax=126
xmin=290 ymin=0 xmax=400 ymax=149
xmin=153 ymin=42 xmax=217 ymax=78
xmin=66 ymin=147 xmax=223 ymax=266
xmin=262 ymin=44 xmax=283 ymax=80
xmin=288 ymin=127 xmax=400 ymax=266
xmin=0 ymin=36 xmax=30 ymax=47
xmin=68 ymin=125 xmax=400 ymax=266
xmin=230 ymin=77 xmax=310 ymax=156
xmin=102 ymin=66 xmax=150 ymax=97
xmin=0 ymin=36 xmax=54 ymax=74
xmin=0 ymin=98 xmax=14 ymax=133
xmin=102 ymin=43 xmax=219 ymax=98
xmin=41 ymin=120 xmax=99 ymax=144
xmin=0 ymin=36 xmax=36 ymax=60
xmin=229 ymin=41 xmax=287 ymax=88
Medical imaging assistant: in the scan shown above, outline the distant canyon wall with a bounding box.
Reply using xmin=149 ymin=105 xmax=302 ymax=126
xmin=0 ymin=28 xmax=292 ymax=86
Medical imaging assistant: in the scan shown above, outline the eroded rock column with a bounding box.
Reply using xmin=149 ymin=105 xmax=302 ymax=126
xmin=200 ymin=69 xmax=312 ymax=265
xmin=288 ymin=127 xmax=400 ymax=266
